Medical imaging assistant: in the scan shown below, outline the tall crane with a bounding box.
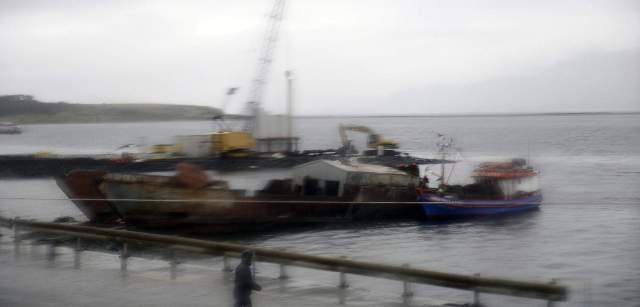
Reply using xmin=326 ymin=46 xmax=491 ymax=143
xmin=244 ymin=0 xmax=287 ymax=133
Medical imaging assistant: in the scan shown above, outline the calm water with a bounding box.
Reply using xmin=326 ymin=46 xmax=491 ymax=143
xmin=1 ymin=115 xmax=639 ymax=306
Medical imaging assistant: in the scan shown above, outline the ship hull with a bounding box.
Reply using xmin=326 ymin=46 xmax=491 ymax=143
xmin=419 ymin=193 xmax=542 ymax=218
xmin=58 ymin=170 xmax=421 ymax=233
xmin=102 ymin=179 xmax=421 ymax=230
xmin=55 ymin=170 xmax=121 ymax=224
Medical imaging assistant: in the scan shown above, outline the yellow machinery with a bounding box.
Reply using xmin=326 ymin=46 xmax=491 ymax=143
xmin=210 ymin=131 xmax=256 ymax=156
xmin=148 ymin=144 xmax=176 ymax=154
xmin=338 ymin=124 xmax=399 ymax=151
xmin=175 ymin=131 xmax=255 ymax=158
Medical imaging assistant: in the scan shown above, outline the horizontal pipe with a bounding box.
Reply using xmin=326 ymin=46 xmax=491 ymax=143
xmin=2 ymin=216 xmax=567 ymax=301
xmin=0 ymin=197 xmax=606 ymax=206
xmin=0 ymin=197 xmax=443 ymax=205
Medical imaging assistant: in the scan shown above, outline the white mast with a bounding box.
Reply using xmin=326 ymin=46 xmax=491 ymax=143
xmin=285 ymin=70 xmax=294 ymax=151
xmin=436 ymin=134 xmax=453 ymax=185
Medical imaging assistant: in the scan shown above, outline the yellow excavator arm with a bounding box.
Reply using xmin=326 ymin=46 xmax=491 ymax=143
xmin=338 ymin=124 xmax=398 ymax=149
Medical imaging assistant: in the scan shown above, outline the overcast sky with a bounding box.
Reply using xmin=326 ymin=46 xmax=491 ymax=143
xmin=1 ymin=0 xmax=639 ymax=115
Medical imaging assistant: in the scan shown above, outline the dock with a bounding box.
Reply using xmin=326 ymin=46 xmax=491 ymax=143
xmin=0 ymin=227 xmax=443 ymax=307
xmin=0 ymin=244 xmax=361 ymax=307
xmin=0 ymin=217 xmax=567 ymax=306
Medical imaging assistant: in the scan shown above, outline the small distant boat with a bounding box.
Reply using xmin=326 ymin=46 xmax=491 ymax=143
xmin=0 ymin=122 xmax=21 ymax=134
xmin=418 ymin=135 xmax=541 ymax=218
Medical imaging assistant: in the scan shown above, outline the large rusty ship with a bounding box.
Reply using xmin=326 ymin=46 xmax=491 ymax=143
xmin=56 ymin=161 xmax=424 ymax=233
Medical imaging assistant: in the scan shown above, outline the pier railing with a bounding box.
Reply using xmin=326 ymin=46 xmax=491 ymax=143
xmin=0 ymin=216 xmax=568 ymax=305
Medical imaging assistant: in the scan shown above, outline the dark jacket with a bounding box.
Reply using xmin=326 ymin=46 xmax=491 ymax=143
xmin=234 ymin=262 xmax=261 ymax=300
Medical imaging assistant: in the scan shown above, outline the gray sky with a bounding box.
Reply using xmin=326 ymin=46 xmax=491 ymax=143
xmin=1 ymin=0 xmax=639 ymax=115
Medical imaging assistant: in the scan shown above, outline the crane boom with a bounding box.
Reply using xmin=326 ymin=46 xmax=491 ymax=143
xmin=244 ymin=0 xmax=287 ymax=133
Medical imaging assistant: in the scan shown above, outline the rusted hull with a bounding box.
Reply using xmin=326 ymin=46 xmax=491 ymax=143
xmin=59 ymin=170 xmax=422 ymax=233
xmin=55 ymin=170 xmax=121 ymax=224
xmin=101 ymin=180 xmax=421 ymax=231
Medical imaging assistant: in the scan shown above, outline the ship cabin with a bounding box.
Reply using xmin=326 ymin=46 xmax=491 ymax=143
xmin=471 ymin=159 xmax=540 ymax=199
xmin=291 ymin=160 xmax=417 ymax=197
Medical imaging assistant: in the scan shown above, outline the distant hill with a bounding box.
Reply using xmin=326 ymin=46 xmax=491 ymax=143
xmin=0 ymin=95 xmax=223 ymax=123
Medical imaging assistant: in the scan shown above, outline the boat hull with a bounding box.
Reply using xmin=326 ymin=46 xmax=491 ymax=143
xmin=102 ymin=179 xmax=421 ymax=230
xmin=55 ymin=170 xmax=121 ymax=224
xmin=57 ymin=169 xmax=423 ymax=233
xmin=419 ymin=193 xmax=542 ymax=218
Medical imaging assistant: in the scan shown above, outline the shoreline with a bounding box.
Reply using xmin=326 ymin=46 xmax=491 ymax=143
xmin=4 ymin=111 xmax=639 ymax=125
xmin=296 ymin=111 xmax=640 ymax=119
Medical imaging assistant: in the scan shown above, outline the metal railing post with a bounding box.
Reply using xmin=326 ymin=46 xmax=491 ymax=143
xmin=473 ymin=273 xmax=481 ymax=307
xmin=278 ymin=248 xmax=289 ymax=280
xmin=338 ymin=256 xmax=349 ymax=289
xmin=46 ymin=242 xmax=57 ymax=266
xmin=402 ymin=263 xmax=414 ymax=298
xmin=30 ymin=239 xmax=38 ymax=259
xmin=547 ymin=279 xmax=558 ymax=307
xmin=339 ymin=269 xmax=349 ymax=288
xmin=338 ymin=289 xmax=347 ymax=305
xmin=337 ymin=256 xmax=349 ymax=305
xmin=279 ymin=262 xmax=289 ymax=280
xmin=222 ymin=252 xmax=233 ymax=272
xmin=251 ymin=250 xmax=256 ymax=279
xmin=169 ymin=250 xmax=178 ymax=280
xmin=74 ymin=238 xmax=82 ymax=269
xmin=12 ymin=218 xmax=20 ymax=258
xmin=120 ymin=242 xmax=129 ymax=277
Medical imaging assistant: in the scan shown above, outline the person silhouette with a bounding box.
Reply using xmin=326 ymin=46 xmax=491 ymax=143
xmin=234 ymin=250 xmax=262 ymax=307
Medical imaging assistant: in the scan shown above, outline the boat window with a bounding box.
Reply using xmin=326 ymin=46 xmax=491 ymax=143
xmin=348 ymin=173 xmax=363 ymax=185
xmin=303 ymin=178 xmax=319 ymax=196
xmin=391 ymin=175 xmax=408 ymax=185
xmin=370 ymin=174 xmax=389 ymax=185
xmin=325 ymin=180 xmax=340 ymax=196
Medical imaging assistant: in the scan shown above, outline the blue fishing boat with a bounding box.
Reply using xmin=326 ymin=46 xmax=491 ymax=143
xmin=418 ymin=135 xmax=541 ymax=217
xmin=419 ymin=193 xmax=542 ymax=217
xmin=418 ymin=158 xmax=542 ymax=217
